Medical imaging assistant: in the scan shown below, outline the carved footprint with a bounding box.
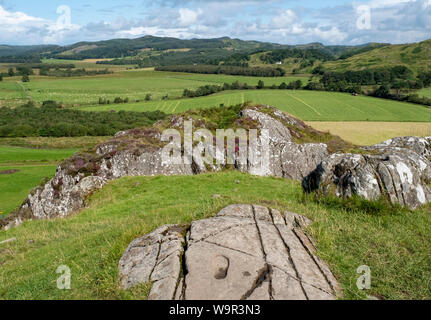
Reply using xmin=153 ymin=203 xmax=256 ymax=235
xmin=213 ymin=255 xmax=230 ymax=280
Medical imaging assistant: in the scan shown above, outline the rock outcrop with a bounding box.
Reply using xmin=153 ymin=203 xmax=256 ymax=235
xmin=1 ymin=105 xmax=330 ymax=230
xmin=3 ymin=101 xmax=431 ymax=231
xmin=118 ymin=204 xmax=341 ymax=300
xmin=303 ymin=137 xmax=431 ymax=209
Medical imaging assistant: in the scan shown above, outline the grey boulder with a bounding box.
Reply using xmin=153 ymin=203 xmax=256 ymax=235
xmin=303 ymin=137 xmax=431 ymax=209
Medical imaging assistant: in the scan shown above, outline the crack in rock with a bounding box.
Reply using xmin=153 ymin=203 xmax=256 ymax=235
xmin=118 ymin=204 xmax=341 ymax=300
xmin=304 ymin=137 xmax=431 ymax=209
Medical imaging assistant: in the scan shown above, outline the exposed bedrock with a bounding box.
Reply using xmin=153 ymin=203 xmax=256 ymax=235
xmin=118 ymin=204 xmax=341 ymax=300
xmin=303 ymin=137 xmax=431 ymax=209
xmin=1 ymin=106 xmax=328 ymax=229
xmin=3 ymin=104 xmax=431 ymax=230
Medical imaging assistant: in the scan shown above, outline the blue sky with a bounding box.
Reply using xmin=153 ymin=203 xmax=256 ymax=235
xmin=1 ymin=0 xmax=431 ymax=45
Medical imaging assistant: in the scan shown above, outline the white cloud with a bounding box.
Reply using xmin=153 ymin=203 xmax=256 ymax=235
xmin=311 ymin=26 xmax=348 ymax=43
xmin=0 ymin=1 xmax=430 ymax=46
xmin=178 ymin=8 xmax=202 ymax=26
xmin=271 ymin=10 xmax=298 ymax=28
xmin=0 ymin=5 xmax=44 ymax=25
xmin=366 ymin=0 xmax=416 ymax=9
xmin=0 ymin=5 xmax=82 ymax=44
xmin=116 ymin=26 xmax=202 ymax=39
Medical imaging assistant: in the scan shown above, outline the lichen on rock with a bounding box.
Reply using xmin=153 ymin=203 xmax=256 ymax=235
xmin=1 ymin=104 xmax=332 ymax=229
xmin=303 ymin=136 xmax=431 ymax=209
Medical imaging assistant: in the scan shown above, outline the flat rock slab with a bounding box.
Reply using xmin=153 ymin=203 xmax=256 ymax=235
xmin=119 ymin=204 xmax=341 ymax=300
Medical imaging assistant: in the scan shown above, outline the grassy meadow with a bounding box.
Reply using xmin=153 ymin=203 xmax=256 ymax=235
xmin=0 ymin=136 xmax=110 ymax=150
xmin=0 ymin=146 xmax=77 ymax=216
xmin=81 ymin=89 xmax=431 ymax=122
xmin=0 ymin=69 xmax=309 ymax=107
xmin=419 ymin=87 xmax=431 ymax=99
xmin=1 ymin=172 xmax=430 ymax=300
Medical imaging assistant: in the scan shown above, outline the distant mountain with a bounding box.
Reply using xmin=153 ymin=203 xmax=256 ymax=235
xmin=0 ymin=45 xmax=58 ymax=57
xmin=0 ymin=36 xmax=380 ymax=61
xmin=1 ymin=36 xmax=429 ymax=75
xmin=41 ymin=36 xmax=284 ymax=60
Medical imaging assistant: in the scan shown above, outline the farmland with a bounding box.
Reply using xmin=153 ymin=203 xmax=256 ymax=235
xmin=2 ymin=60 xmax=431 ymax=141
xmin=0 ymin=146 xmax=77 ymax=215
xmin=81 ymin=89 xmax=431 ymax=122
xmin=308 ymin=121 xmax=431 ymax=145
xmin=419 ymin=87 xmax=431 ymax=99
xmin=0 ymin=69 xmax=309 ymax=107
xmin=1 ymin=33 xmax=431 ymax=302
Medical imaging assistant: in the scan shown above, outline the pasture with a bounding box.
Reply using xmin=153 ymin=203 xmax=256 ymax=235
xmin=0 ymin=146 xmax=77 ymax=215
xmin=81 ymin=90 xmax=431 ymax=122
xmin=0 ymin=69 xmax=309 ymax=107
xmin=419 ymin=87 xmax=431 ymax=99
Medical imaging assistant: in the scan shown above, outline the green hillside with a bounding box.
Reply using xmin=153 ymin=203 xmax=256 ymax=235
xmin=322 ymin=40 xmax=431 ymax=74
xmin=248 ymin=43 xmax=388 ymax=73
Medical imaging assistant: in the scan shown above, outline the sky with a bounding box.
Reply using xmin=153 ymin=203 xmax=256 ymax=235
xmin=1 ymin=0 xmax=431 ymax=46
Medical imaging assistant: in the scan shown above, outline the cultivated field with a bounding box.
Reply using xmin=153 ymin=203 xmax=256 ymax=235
xmin=0 ymin=69 xmax=309 ymax=107
xmin=308 ymin=121 xmax=431 ymax=145
xmin=81 ymin=89 xmax=431 ymax=122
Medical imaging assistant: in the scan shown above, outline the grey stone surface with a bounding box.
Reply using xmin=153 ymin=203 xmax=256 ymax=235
xmin=364 ymin=136 xmax=431 ymax=160
xmin=118 ymin=204 xmax=341 ymax=300
xmin=118 ymin=224 xmax=187 ymax=300
xmin=303 ymin=149 xmax=431 ymax=209
xmin=239 ymin=108 xmax=328 ymax=179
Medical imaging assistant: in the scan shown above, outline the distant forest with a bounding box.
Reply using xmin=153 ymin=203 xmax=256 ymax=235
xmin=156 ymin=65 xmax=286 ymax=77
xmin=0 ymin=101 xmax=166 ymax=137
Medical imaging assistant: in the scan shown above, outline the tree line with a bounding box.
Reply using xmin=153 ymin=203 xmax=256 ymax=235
xmin=39 ymin=68 xmax=113 ymax=77
xmin=260 ymin=48 xmax=333 ymax=64
xmin=0 ymin=64 xmax=112 ymax=79
xmin=315 ymin=65 xmax=415 ymax=86
xmin=156 ymin=65 xmax=286 ymax=77
xmin=183 ymin=80 xmax=303 ymax=98
xmin=0 ymin=101 xmax=166 ymax=137
xmin=305 ymin=65 xmax=431 ymax=107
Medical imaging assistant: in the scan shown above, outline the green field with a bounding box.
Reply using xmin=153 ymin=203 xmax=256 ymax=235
xmin=0 ymin=146 xmax=77 ymax=215
xmin=0 ymin=70 xmax=308 ymax=107
xmin=1 ymin=172 xmax=430 ymax=300
xmin=0 ymin=81 xmax=28 ymax=107
xmin=419 ymin=87 xmax=431 ymax=99
xmin=0 ymin=146 xmax=76 ymax=164
xmin=81 ymin=90 xmax=431 ymax=122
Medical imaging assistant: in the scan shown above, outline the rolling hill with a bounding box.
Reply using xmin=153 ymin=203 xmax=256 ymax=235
xmin=0 ymin=36 xmax=394 ymax=68
xmin=321 ymin=39 xmax=431 ymax=74
xmin=41 ymin=36 xmax=284 ymax=60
